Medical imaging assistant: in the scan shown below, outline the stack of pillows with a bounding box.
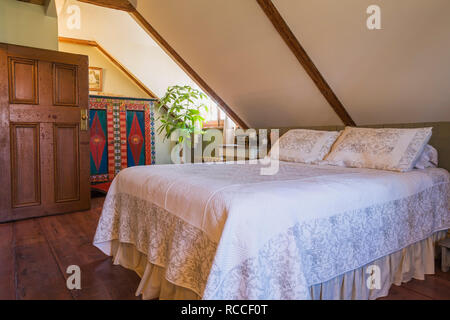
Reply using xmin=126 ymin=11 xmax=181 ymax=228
xmin=271 ymin=126 xmax=438 ymax=172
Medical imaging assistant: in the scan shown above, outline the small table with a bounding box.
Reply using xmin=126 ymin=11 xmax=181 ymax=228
xmin=438 ymin=238 xmax=450 ymax=272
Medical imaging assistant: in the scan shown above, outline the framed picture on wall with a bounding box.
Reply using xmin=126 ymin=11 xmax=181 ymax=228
xmin=89 ymin=67 xmax=103 ymax=91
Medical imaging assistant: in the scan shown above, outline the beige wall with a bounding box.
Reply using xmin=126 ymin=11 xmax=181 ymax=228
xmin=0 ymin=0 xmax=58 ymax=50
xmin=56 ymin=0 xmax=197 ymax=98
xmin=56 ymin=0 xmax=228 ymax=126
xmin=59 ymin=42 xmax=149 ymax=98
xmin=59 ymin=41 xmax=172 ymax=164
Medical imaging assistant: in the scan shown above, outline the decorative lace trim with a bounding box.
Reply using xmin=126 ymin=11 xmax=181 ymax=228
xmin=203 ymin=182 xmax=449 ymax=299
xmin=94 ymin=193 xmax=217 ymax=296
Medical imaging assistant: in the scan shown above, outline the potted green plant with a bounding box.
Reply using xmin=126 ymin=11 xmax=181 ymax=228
xmin=156 ymin=85 xmax=209 ymax=163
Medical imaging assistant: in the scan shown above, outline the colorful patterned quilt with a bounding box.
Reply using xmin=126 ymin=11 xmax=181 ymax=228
xmin=89 ymin=96 xmax=157 ymax=184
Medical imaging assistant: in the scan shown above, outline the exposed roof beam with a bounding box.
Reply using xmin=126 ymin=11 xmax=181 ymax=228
xmin=17 ymin=0 xmax=47 ymax=5
xmin=76 ymin=0 xmax=135 ymax=12
xmin=256 ymin=0 xmax=356 ymax=126
xmin=74 ymin=0 xmax=248 ymax=128
xmin=17 ymin=0 xmax=57 ymax=16
xmin=59 ymin=36 xmax=158 ymax=99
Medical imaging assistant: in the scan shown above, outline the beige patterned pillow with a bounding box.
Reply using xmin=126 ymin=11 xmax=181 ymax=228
xmin=324 ymin=127 xmax=432 ymax=172
xmin=271 ymin=129 xmax=341 ymax=164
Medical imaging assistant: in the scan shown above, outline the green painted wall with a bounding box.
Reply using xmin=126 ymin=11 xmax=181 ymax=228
xmin=0 ymin=0 xmax=58 ymax=50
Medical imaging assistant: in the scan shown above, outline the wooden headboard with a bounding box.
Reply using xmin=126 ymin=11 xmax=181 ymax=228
xmin=267 ymin=122 xmax=450 ymax=172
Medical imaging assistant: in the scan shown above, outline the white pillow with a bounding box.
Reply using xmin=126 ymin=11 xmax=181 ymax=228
xmin=271 ymin=129 xmax=341 ymax=164
xmin=414 ymin=144 xmax=438 ymax=169
xmin=324 ymin=126 xmax=432 ymax=172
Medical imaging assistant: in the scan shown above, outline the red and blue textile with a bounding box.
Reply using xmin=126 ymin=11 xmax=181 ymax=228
xmin=89 ymin=109 xmax=108 ymax=178
xmin=89 ymin=95 xmax=157 ymax=184
xmin=126 ymin=111 xmax=145 ymax=166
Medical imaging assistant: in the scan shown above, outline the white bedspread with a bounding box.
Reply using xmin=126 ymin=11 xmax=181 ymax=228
xmin=94 ymin=162 xmax=450 ymax=299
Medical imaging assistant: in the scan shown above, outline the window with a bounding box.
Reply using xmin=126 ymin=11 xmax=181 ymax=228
xmin=202 ymin=99 xmax=225 ymax=128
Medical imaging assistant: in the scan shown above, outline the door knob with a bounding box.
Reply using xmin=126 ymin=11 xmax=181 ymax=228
xmin=80 ymin=109 xmax=88 ymax=131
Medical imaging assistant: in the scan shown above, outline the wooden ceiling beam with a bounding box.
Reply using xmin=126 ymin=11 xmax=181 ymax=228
xmin=16 ymin=0 xmax=47 ymax=5
xmin=256 ymin=0 xmax=356 ymax=126
xmin=58 ymin=36 xmax=158 ymax=99
xmin=74 ymin=0 xmax=248 ymax=128
xmin=76 ymin=0 xmax=135 ymax=12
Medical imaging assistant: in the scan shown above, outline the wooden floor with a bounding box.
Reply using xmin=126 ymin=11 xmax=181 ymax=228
xmin=0 ymin=195 xmax=449 ymax=300
xmin=0 ymin=196 xmax=140 ymax=300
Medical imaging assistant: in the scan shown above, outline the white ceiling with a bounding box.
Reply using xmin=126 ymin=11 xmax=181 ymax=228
xmin=134 ymin=0 xmax=450 ymax=127
xmin=273 ymin=0 xmax=450 ymax=125
xmin=135 ymin=0 xmax=342 ymax=128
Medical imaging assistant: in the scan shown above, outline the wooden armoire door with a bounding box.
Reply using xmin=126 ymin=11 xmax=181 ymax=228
xmin=0 ymin=43 xmax=90 ymax=222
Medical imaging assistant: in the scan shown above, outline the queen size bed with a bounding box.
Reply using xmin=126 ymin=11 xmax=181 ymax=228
xmin=93 ymin=159 xmax=450 ymax=299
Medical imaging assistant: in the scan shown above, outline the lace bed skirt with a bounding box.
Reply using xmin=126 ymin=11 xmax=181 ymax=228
xmin=94 ymin=230 xmax=448 ymax=300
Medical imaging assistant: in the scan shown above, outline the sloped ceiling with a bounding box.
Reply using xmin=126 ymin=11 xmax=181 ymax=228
xmin=133 ymin=0 xmax=450 ymax=127
xmin=135 ymin=0 xmax=341 ymax=128
xmin=58 ymin=0 xmax=199 ymax=97
xmin=273 ymin=0 xmax=450 ymax=125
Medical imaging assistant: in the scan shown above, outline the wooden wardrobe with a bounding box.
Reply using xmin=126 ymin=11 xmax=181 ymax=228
xmin=0 ymin=43 xmax=90 ymax=222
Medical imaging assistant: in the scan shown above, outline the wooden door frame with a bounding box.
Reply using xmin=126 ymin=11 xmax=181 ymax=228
xmin=0 ymin=43 xmax=12 ymax=221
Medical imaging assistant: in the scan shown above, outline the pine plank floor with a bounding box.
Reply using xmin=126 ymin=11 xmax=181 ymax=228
xmin=0 ymin=195 xmax=449 ymax=300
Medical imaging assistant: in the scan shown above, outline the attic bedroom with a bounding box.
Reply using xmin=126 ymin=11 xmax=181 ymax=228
xmin=0 ymin=0 xmax=449 ymax=306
